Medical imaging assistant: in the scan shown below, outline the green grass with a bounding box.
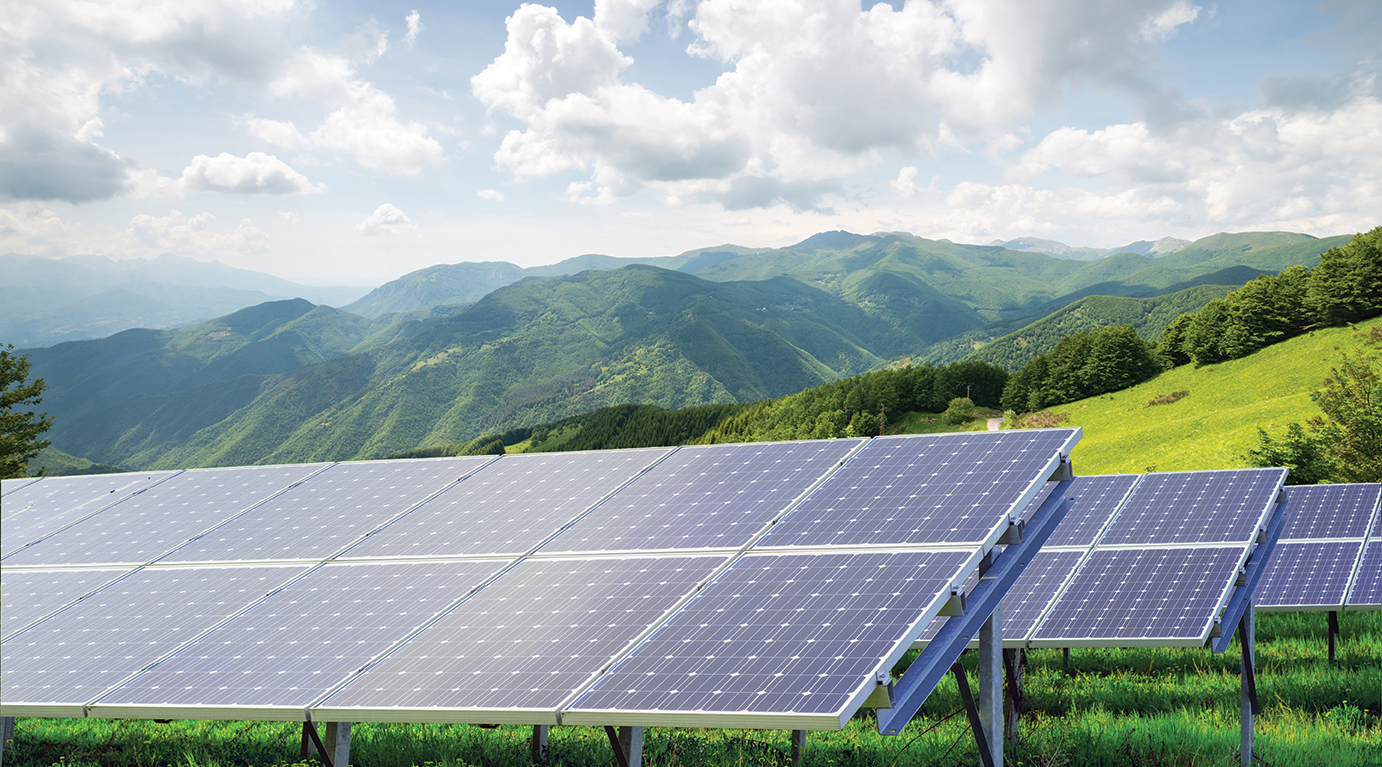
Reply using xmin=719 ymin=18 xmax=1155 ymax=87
xmin=1041 ymin=317 xmax=1382 ymax=475
xmin=7 ymin=612 xmax=1378 ymax=767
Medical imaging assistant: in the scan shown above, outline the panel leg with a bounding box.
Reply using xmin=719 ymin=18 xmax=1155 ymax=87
xmin=0 ymin=716 xmax=14 ymax=767
xmin=790 ymin=729 xmax=806 ymax=766
xmin=979 ymin=604 xmax=1003 ymax=767
xmin=1328 ymin=610 xmax=1338 ymax=662
xmin=531 ymin=725 xmax=550 ymax=763
xmin=322 ymin=722 xmax=351 ymax=767
xmin=618 ymin=726 xmax=643 ymax=767
xmin=1240 ymin=604 xmax=1255 ymax=767
xmin=1003 ymin=648 xmax=1024 ymax=742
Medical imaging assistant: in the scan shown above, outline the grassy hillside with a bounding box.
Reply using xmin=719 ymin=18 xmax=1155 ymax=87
xmin=1046 ymin=316 xmax=1382 ymax=475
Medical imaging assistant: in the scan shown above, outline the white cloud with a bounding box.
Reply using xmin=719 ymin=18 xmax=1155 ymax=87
xmin=890 ymin=167 xmax=920 ymax=196
xmin=476 ymin=189 xmax=504 ymax=201
xmin=180 ymin=152 xmax=322 ymax=194
xmin=357 ymin=203 xmax=410 ymax=235
xmin=1140 ymin=0 xmax=1201 ymax=41
xmin=471 ymin=0 xmax=1198 ymax=211
xmin=404 ymin=10 xmax=423 ymax=47
xmin=277 ymin=210 xmax=299 ymax=224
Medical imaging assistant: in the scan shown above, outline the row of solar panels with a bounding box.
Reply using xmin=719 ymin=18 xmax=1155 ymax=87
xmin=3 ymin=430 xmax=1078 ymax=729
xmin=916 ymin=478 xmax=1381 ymax=651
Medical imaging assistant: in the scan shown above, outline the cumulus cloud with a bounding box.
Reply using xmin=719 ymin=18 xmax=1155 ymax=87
xmin=471 ymin=0 xmax=1202 ymax=210
xmin=890 ymin=167 xmax=921 ymax=196
xmin=124 ymin=209 xmax=270 ymax=253
xmin=1139 ymin=0 xmax=1201 ymax=41
xmin=404 ymin=10 xmax=423 ymax=47
xmin=357 ymin=203 xmax=410 ymax=235
xmin=180 ymin=152 xmax=322 ymax=194
xmin=476 ymin=189 xmax=504 ymax=201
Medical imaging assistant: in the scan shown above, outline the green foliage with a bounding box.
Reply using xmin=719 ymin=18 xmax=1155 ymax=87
xmin=1 ymin=344 xmax=53 ymax=478
xmin=1308 ymin=352 xmax=1382 ymax=483
xmin=1001 ymin=325 xmax=1159 ymax=412
xmin=942 ymin=396 xmax=975 ymax=424
xmin=1245 ymin=423 xmax=1334 ymax=485
xmin=1310 ymin=226 xmax=1382 ymax=325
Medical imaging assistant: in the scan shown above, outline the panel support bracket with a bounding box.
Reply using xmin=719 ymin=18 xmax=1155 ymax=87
xmin=299 ymin=721 xmax=334 ymax=767
xmin=604 ymin=725 xmax=642 ymax=767
xmin=877 ymin=480 xmax=1074 ymax=737
xmin=1211 ymin=502 xmax=1286 ymax=654
xmin=951 ymin=663 xmax=997 ymax=767
xmin=1328 ymin=610 xmax=1339 ymax=663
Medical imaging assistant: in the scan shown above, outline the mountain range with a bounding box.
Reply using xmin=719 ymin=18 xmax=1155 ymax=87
xmin=15 ymin=229 xmax=1351 ymax=470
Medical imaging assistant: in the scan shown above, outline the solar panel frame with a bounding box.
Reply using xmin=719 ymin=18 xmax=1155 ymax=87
xmin=1345 ymin=539 xmax=1381 ymax=610
xmin=1 ymin=568 xmax=136 ymax=641
xmin=2 ymin=465 xmax=329 ymax=567
xmin=1096 ymin=469 xmax=1286 ymax=547
xmin=1 ymin=471 xmax=181 ymax=559
xmin=311 ymin=554 xmax=730 ymax=725
xmin=1027 ymin=544 xmax=1249 ymax=648
xmin=0 ymin=564 xmax=311 ymax=718
xmin=88 ymin=559 xmax=512 ymax=721
xmin=1254 ymin=540 xmax=1364 ymax=612
xmin=1 ymin=476 xmax=42 ymax=496
xmin=754 ymin=429 xmax=1079 ymax=550
xmin=156 ymin=457 xmax=495 ymax=565
xmin=537 ymin=439 xmax=867 ymax=556
xmin=562 ymin=548 xmax=981 ymax=730
xmin=1276 ymin=483 xmax=1381 ymax=541
xmin=340 ymin=449 xmax=674 ymax=560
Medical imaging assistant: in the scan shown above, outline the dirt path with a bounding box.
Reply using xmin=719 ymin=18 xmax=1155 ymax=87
xmin=986 ymin=417 xmax=1003 ymax=431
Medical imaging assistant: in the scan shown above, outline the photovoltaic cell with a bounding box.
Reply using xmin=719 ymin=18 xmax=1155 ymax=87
xmin=92 ymin=560 xmax=507 ymax=716
xmin=314 ymin=555 xmax=725 ymax=722
xmin=0 ymin=565 xmax=308 ymax=714
xmin=1278 ymin=484 xmax=1380 ymax=540
xmin=1031 ymin=547 xmax=1243 ymax=645
xmin=757 ymin=429 xmax=1077 ymax=548
xmin=1097 ymin=469 xmax=1285 ymax=546
xmin=344 ymin=449 xmax=672 ymax=559
xmin=1 ymin=477 xmax=42 ymax=496
xmin=2 ymin=465 xmax=325 ymax=567
xmin=1041 ymin=475 xmax=1140 ymax=548
xmin=1347 ymin=540 xmax=1380 ymax=608
xmin=911 ymin=549 xmax=1086 ymax=647
xmin=566 ymin=550 xmax=975 ymax=728
xmin=1254 ymin=541 xmax=1363 ymax=610
xmin=159 ymin=458 xmax=491 ymax=563
xmin=539 ymin=440 xmax=864 ymax=554
xmin=1 ymin=568 xmax=135 ymax=641
xmin=1 ymin=471 xmax=178 ymax=558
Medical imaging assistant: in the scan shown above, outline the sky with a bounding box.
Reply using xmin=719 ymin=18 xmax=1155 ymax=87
xmin=2 ymin=0 xmax=1379 ymax=286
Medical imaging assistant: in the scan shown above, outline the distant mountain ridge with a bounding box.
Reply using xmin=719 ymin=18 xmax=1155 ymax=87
xmin=1 ymin=252 xmax=370 ymax=347
xmin=986 ymin=235 xmax=1194 ymax=260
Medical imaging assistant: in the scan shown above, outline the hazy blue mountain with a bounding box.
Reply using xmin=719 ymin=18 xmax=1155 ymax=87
xmin=987 ymin=235 xmax=1191 ymax=260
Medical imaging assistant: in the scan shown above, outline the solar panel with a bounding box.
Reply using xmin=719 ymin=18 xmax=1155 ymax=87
xmin=1097 ymin=469 xmax=1285 ymax=546
xmin=1 ymin=476 xmax=42 ymax=495
xmin=539 ymin=440 xmax=864 ymax=554
xmin=343 ymin=449 xmax=672 ymax=559
xmin=1347 ymin=540 xmax=1381 ymax=609
xmin=90 ymin=560 xmax=508 ymax=719
xmin=158 ymin=458 xmax=491 ymax=564
xmin=0 ymin=565 xmax=309 ymax=716
xmin=1029 ymin=547 xmax=1244 ymax=646
xmin=756 ymin=429 xmax=1077 ymax=549
xmin=2 ymin=465 xmax=326 ymax=567
xmin=1254 ymin=541 xmax=1363 ymax=611
xmin=564 ymin=549 xmax=977 ymax=729
xmin=1040 ymin=475 xmax=1140 ymax=548
xmin=1 ymin=568 xmax=135 ymax=641
xmin=1277 ymin=484 xmax=1381 ymax=540
xmin=312 ymin=555 xmax=726 ymax=724
xmin=1 ymin=471 xmax=179 ymax=558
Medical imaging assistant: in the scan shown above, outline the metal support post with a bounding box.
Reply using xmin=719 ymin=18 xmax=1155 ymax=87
xmin=1328 ymin=610 xmax=1339 ymax=662
xmin=531 ymin=725 xmax=550 ymax=762
xmin=1240 ymin=603 xmax=1256 ymax=767
xmin=790 ymin=729 xmax=806 ymax=766
xmin=1003 ymin=648 xmax=1024 ymax=741
xmin=978 ymin=552 xmax=1003 ymax=767
xmin=323 ymin=722 xmax=351 ymax=767
xmin=605 ymin=725 xmax=643 ymax=767
xmin=951 ymin=664 xmax=997 ymax=767
xmin=0 ymin=716 xmax=14 ymax=767
xmin=300 ymin=721 xmax=335 ymax=767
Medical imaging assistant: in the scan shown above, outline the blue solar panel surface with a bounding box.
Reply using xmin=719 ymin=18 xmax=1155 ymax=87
xmin=1348 ymin=540 xmax=1381 ymax=608
xmin=3 ymin=465 xmax=325 ymax=567
xmin=0 ymin=568 xmax=134 ymax=641
xmin=1278 ymin=484 xmax=1380 ymax=540
xmin=1 ymin=471 xmax=178 ymax=558
xmin=1255 ymin=541 xmax=1362 ymax=609
xmin=1 ymin=477 xmax=42 ymax=496
xmin=756 ymin=429 xmax=1075 ymax=548
xmin=540 ymin=440 xmax=863 ymax=553
xmin=317 ymin=555 xmax=725 ymax=717
xmin=159 ymin=458 xmax=489 ymax=563
xmin=568 ymin=550 xmax=974 ymax=719
xmin=95 ymin=560 xmax=507 ymax=711
xmin=344 ymin=450 xmax=671 ymax=559
xmin=0 ymin=565 xmax=308 ymax=709
xmin=1043 ymin=475 xmax=1140 ymax=547
xmin=1032 ymin=547 xmax=1243 ymax=643
xmin=1097 ymin=469 xmax=1285 ymax=546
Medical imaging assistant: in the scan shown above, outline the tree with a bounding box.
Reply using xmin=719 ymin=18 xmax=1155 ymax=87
xmin=1244 ymin=423 xmax=1333 ymax=485
xmin=942 ymin=397 xmax=975 ymax=425
xmin=1 ymin=345 xmax=54 ymax=479
xmin=1309 ymin=226 xmax=1382 ymax=326
xmin=1307 ymin=351 xmax=1382 ymax=482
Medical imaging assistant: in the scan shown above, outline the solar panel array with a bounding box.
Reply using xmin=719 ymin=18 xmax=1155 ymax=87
xmin=1251 ymin=483 xmax=1381 ymax=612
xmin=1 ymin=429 xmax=1080 ymax=730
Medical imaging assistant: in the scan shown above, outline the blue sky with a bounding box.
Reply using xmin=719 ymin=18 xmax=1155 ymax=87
xmin=2 ymin=0 xmax=1378 ymax=285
